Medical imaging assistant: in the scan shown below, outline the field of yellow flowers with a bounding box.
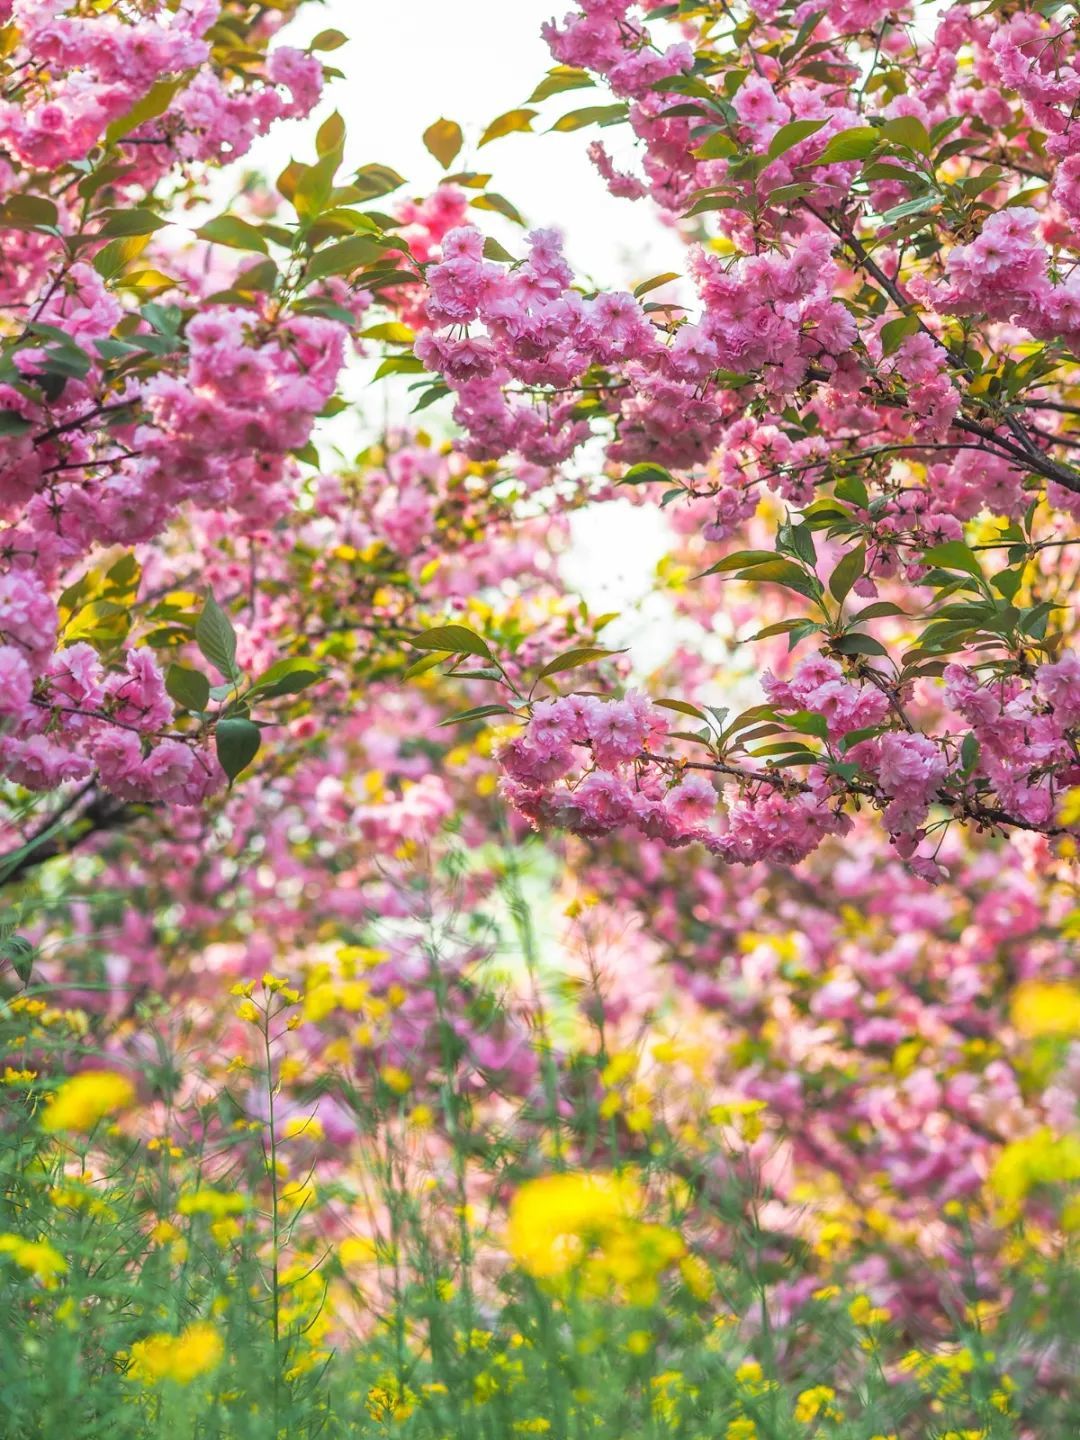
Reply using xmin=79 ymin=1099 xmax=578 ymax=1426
xmin=4 ymin=936 xmax=1080 ymax=1440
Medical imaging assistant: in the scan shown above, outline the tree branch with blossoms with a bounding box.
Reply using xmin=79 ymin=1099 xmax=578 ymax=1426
xmin=400 ymin=0 xmax=1080 ymax=879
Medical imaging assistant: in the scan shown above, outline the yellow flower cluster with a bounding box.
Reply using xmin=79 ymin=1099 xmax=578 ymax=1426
xmin=365 ymin=1374 xmax=416 ymax=1423
xmin=6 ymin=996 xmax=88 ymax=1034
xmin=41 ymin=1070 xmax=134 ymax=1134
xmin=0 ymin=1233 xmax=67 ymax=1286
xmin=794 ymin=1384 xmax=841 ymax=1422
xmin=990 ymin=1129 xmax=1080 ymax=1211
xmin=127 ymin=1320 xmax=224 ymax=1385
xmin=1010 ymin=980 xmax=1080 ymax=1038
xmin=505 ymin=1171 xmax=685 ymax=1304
xmin=177 ymin=1188 xmax=248 ymax=1219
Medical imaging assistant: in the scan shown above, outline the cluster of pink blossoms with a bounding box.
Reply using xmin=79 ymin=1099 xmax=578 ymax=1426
xmin=932 ymin=207 xmax=1080 ymax=378
xmin=415 ymin=225 xmax=864 ymax=469
xmin=494 ymin=642 xmax=1080 ymax=873
xmin=481 ymin=0 xmax=1080 ymax=534
xmin=0 ymin=630 xmax=221 ymax=804
xmin=762 ymin=657 xmax=890 ymax=740
xmin=942 ymin=658 xmax=1080 ymax=827
xmin=499 ymin=690 xmax=846 ymax=866
xmin=0 ymin=0 xmax=346 ymax=806
xmin=0 ymin=0 xmax=321 ymax=177
xmin=1 ymin=289 xmax=345 ymax=800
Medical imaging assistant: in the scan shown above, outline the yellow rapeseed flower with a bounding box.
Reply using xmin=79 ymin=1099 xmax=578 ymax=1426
xmin=177 ymin=1188 xmax=247 ymax=1219
xmin=41 ymin=1070 xmax=134 ymax=1134
xmin=849 ymin=1295 xmax=890 ymax=1327
xmin=127 ymin=1321 xmax=224 ymax=1385
xmin=339 ymin=1235 xmax=379 ymax=1268
xmin=505 ymin=1171 xmax=641 ymax=1279
xmin=380 ymin=1066 xmax=412 ymax=1095
xmin=282 ymin=1114 xmax=326 ymax=1142
xmin=1010 ymin=981 xmax=1080 ymax=1038
xmin=990 ymin=1129 xmax=1080 ymax=1209
xmin=0 ymin=1233 xmax=67 ymax=1286
xmin=1058 ymin=786 xmax=1080 ymax=827
xmin=795 ymin=1385 xmax=841 ymax=1422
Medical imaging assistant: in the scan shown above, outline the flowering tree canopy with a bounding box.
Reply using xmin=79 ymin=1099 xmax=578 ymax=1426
xmin=2 ymin=4 xmax=1080 ymax=1433
xmin=407 ymin=0 xmax=1080 ymax=879
xmin=1 ymin=0 xmax=1079 ymax=889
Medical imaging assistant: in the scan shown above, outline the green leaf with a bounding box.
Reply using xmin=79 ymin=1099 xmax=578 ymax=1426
xmin=437 ymin=704 xmax=513 ymax=727
xmin=528 ymin=67 xmax=594 ymax=103
xmin=1019 ymin=598 xmax=1060 ymax=639
xmin=294 ymin=150 xmax=342 ymax=222
xmin=1 ymin=934 xmax=36 ymax=987
xmin=374 ymin=357 xmax=425 ymax=381
xmin=746 ymin=619 xmax=815 ymax=641
xmin=360 ymin=267 xmax=425 ymax=292
xmin=196 ymin=215 xmax=269 ymax=254
xmin=92 ymin=233 xmax=150 ymax=280
xmin=0 ymin=194 xmax=59 ymax=230
xmin=248 ymin=658 xmax=323 ymax=700
xmin=412 ymin=383 xmax=450 ymax=413
xmin=470 ymin=193 xmax=526 ymax=225
xmin=620 ymin=463 xmax=674 ymax=486
xmin=352 ymin=164 xmax=406 ymax=201
xmin=879 ymin=314 xmax=920 ymax=356
xmin=832 ymin=631 xmax=888 ymax=657
xmin=829 ymin=542 xmax=866 ymax=604
xmin=819 ymin=127 xmax=880 ymax=163
xmin=922 ymin=541 xmax=984 ymax=581
xmin=686 ymin=193 xmax=752 ymax=217
xmin=633 ymin=272 xmax=680 ymax=298
xmin=424 ymin=118 xmax=464 ymax=169
xmin=737 ymin=558 xmax=823 ymax=600
xmin=303 ymin=235 xmax=386 ymax=284
xmin=767 ymin=116 xmax=828 ymax=160
xmin=407 ymin=625 xmax=493 ymax=661
xmin=316 ymin=111 xmax=346 ymax=157
xmin=483 ymin=236 xmax=516 ymax=263
xmin=960 ymin=731 xmax=980 ymax=773
xmin=550 ymin=104 xmax=627 ymax=132
xmin=692 ymin=132 xmax=737 ymax=160
xmin=698 ymin=549 xmax=778 ymax=577
xmin=781 ymin=9 xmax=825 ymax=59
xmin=834 ymin=474 xmax=869 ymax=509
xmin=880 ymin=194 xmax=938 ymax=224
xmin=855 ymin=601 xmax=907 ymax=620
xmin=781 ymin=709 xmax=830 ymax=741
xmin=837 ymin=725 xmax=887 ymax=752
xmin=361 ymin=321 xmax=415 ymax=345
xmin=537 ymin=646 xmax=624 ymax=680
xmin=991 ymin=568 xmax=1023 ymax=602
xmin=215 ymin=717 xmax=261 ymax=784
xmin=655 ymin=697 xmax=707 ymax=719
xmin=785 ymin=521 xmax=816 ymax=567
xmin=195 ymin=593 xmax=239 ymax=681
xmin=402 ymin=652 xmax=447 ymax=680
xmin=0 ymin=412 xmax=33 ymax=437
xmin=750 ymin=740 xmax=820 ymax=759
xmin=98 ymin=208 xmax=169 ymax=238
xmin=882 ymin=115 xmax=932 ymax=154
xmin=479 ymin=109 xmax=538 ymax=146
xmin=309 ymin=29 xmax=348 ymax=50
xmin=165 ymin=664 xmax=210 ymax=711
xmin=105 ymin=75 xmax=188 ymax=147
